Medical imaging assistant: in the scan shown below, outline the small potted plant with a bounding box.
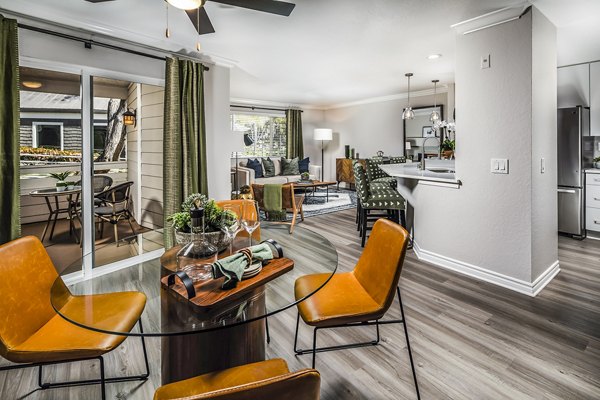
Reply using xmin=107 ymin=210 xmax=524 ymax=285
xmin=594 ymin=156 xmax=600 ymax=169
xmin=300 ymin=172 xmax=310 ymax=182
xmin=49 ymin=171 xmax=72 ymax=191
xmin=167 ymin=193 xmax=238 ymax=252
xmin=441 ymin=139 xmax=455 ymax=159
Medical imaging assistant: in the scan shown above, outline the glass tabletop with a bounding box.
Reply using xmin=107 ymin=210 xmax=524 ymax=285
xmin=50 ymin=223 xmax=338 ymax=336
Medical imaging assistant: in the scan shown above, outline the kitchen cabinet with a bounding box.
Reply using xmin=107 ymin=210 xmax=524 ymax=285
xmin=591 ymin=62 xmax=600 ymax=136
xmin=558 ymin=64 xmax=590 ymax=108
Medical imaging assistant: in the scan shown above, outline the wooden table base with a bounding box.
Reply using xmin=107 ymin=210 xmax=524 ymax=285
xmin=160 ymin=287 xmax=267 ymax=384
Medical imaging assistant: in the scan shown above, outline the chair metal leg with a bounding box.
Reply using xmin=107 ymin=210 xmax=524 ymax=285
xmin=397 ymin=287 xmax=421 ymax=400
xmin=361 ymin=209 xmax=368 ymax=247
xmin=99 ymin=356 xmax=106 ymax=400
xmin=293 ymin=312 xmax=300 ymax=352
xmin=400 ymin=209 xmax=407 ymax=228
xmin=312 ymin=327 xmax=318 ymax=368
xmin=3 ymin=319 xmax=150 ymax=399
xmin=265 ymin=317 xmax=271 ymax=344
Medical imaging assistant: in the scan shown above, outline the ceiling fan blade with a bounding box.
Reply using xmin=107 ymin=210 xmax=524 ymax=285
xmin=210 ymin=0 xmax=295 ymax=16
xmin=84 ymin=0 xmax=115 ymax=3
xmin=185 ymin=7 xmax=216 ymax=35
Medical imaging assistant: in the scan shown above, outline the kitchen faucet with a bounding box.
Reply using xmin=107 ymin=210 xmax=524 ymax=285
xmin=419 ymin=137 xmax=441 ymax=170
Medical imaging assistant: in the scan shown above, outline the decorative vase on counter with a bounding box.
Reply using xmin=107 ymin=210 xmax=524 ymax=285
xmin=174 ymin=230 xmax=231 ymax=253
xmin=351 ymin=148 xmax=355 ymax=159
xmin=344 ymin=145 xmax=350 ymax=159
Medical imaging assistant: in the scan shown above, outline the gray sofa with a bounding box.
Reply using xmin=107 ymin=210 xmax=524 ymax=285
xmin=233 ymin=158 xmax=321 ymax=186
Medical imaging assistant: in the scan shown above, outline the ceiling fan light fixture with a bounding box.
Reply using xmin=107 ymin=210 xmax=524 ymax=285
xmin=22 ymin=81 xmax=43 ymax=89
xmin=167 ymin=0 xmax=204 ymax=11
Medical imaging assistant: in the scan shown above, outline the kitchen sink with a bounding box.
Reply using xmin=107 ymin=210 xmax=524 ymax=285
xmin=426 ymin=167 xmax=455 ymax=173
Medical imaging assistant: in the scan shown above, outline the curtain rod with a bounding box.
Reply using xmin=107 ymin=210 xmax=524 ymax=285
xmin=17 ymin=23 xmax=209 ymax=71
xmin=230 ymin=105 xmax=303 ymax=113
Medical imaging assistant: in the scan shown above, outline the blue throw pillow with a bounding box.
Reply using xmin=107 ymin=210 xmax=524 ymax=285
xmin=246 ymin=158 xmax=263 ymax=178
xmin=299 ymin=157 xmax=310 ymax=173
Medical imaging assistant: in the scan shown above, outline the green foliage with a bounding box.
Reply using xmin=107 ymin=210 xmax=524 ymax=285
xmin=167 ymin=194 xmax=237 ymax=233
xmin=441 ymin=139 xmax=455 ymax=152
xmin=594 ymin=156 xmax=600 ymax=163
xmin=48 ymin=171 xmax=72 ymax=181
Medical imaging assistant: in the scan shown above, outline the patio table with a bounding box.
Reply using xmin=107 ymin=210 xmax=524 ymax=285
xmin=29 ymin=187 xmax=81 ymax=243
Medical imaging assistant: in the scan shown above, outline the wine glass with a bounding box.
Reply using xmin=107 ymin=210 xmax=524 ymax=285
xmin=221 ymin=204 xmax=242 ymax=255
xmin=241 ymin=200 xmax=260 ymax=248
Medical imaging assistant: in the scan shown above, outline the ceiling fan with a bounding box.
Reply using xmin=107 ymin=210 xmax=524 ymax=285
xmin=84 ymin=0 xmax=296 ymax=35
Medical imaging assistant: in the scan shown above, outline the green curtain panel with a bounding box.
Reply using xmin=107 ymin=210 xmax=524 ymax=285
xmin=0 ymin=15 xmax=20 ymax=245
xmin=163 ymin=57 xmax=208 ymax=247
xmin=286 ymin=109 xmax=303 ymax=159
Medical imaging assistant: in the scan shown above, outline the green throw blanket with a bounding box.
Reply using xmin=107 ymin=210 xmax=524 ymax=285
xmin=263 ymin=184 xmax=286 ymax=221
xmin=212 ymin=243 xmax=275 ymax=289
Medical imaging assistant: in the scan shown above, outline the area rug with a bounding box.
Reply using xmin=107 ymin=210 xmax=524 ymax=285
xmin=301 ymin=187 xmax=357 ymax=217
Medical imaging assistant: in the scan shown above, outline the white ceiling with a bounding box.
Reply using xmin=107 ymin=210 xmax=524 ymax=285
xmin=1 ymin=0 xmax=599 ymax=108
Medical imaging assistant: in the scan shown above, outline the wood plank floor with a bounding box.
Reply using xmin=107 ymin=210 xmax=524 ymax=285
xmin=1 ymin=208 xmax=599 ymax=399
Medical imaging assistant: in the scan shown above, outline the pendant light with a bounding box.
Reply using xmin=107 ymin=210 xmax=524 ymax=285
xmin=430 ymin=79 xmax=441 ymax=123
xmin=402 ymin=73 xmax=415 ymax=120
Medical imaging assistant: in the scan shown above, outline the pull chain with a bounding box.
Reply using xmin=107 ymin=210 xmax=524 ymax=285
xmin=196 ymin=6 xmax=201 ymax=51
xmin=165 ymin=1 xmax=170 ymax=38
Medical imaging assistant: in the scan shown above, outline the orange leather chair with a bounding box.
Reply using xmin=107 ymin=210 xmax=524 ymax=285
xmin=216 ymin=199 xmax=261 ymax=240
xmin=0 ymin=236 xmax=149 ymax=400
xmin=293 ymin=218 xmax=420 ymax=399
xmin=153 ymin=358 xmax=320 ymax=400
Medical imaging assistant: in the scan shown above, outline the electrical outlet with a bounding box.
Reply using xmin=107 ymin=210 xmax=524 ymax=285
xmin=491 ymin=158 xmax=508 ymax=174
xmin=481 ymin=54 xmax=491 ymax=69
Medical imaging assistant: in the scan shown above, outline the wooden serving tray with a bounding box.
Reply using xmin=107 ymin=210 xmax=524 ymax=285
xmin=161 ymin=257 xmax=294 ymax=312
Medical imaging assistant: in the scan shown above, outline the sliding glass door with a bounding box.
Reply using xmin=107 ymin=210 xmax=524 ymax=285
xmin=19 ymin=63 xmax=165 ymax=280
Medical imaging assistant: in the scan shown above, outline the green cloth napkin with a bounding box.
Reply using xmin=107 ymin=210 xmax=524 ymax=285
xmin=212 ymin=243 xmax=275 ymax=289
xmin=264 ymin=184 xmax=286 ymax=221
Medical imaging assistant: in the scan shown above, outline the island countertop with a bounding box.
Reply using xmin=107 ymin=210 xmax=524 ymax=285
xmin=379 ymin=160 xmax=460 ymax=185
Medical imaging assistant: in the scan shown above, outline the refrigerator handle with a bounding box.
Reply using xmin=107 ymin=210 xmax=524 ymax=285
xmin=557 ymin=188 xmax=577 ymax=194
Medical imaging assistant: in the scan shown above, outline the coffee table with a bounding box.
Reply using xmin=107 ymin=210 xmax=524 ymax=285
xmin=293 ymin=180 xmax=337 ymax=202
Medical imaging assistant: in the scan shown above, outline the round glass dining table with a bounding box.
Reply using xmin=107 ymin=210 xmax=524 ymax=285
xmin=50 ymin=223 xmax=338 ymax=384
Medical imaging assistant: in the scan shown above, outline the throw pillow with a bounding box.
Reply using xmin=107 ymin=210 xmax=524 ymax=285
xmin=246 ymin=158 xmax=263 ymax=178
xmin=281 ymin=157 xmax=300 ymax=175
xmin=298 ymin=157 xmax=310 ymax=173
xmin=263 ymin=157 xmax=276 ymax=177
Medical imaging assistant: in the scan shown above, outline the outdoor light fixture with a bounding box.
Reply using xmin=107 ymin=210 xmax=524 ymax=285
xmin=123 ymin=109 xmax=137 ymax=127
xmin=402 ymin=73 xmax=415 ymax=120
xmin=430 ymin=79 xmax=441 ymax=123
xmin=166 ymin=0 xmax=204 ymax=10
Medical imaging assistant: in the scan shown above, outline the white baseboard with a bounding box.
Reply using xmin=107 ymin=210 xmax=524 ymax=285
xmin=412 ymin=242 xmax=560 ymax=297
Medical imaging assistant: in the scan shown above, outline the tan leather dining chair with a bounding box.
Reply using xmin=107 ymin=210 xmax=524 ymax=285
xmin=0 ymin=236 xmax=149 ymax=400
xmin=293 ymin=218 xmax=421 ymax=399
xmin=153 ymin=358 xmax=320 ymax=400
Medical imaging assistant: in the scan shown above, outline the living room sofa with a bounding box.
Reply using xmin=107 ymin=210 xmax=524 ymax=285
xmin=233 ymin=158 xmax=321 ymax=186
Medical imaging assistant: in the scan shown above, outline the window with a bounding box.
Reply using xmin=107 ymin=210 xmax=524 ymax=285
xmin=231 ymin=113 xmax=287 ymax=157
xmin=93 ymin=125 xmax=107 ymax=152
xmin=32 ymin=122 xmax=63 ymax=150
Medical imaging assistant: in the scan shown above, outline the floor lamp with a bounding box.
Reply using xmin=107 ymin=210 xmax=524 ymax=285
xmin=314 ymin=129 xmax=333 ymax=181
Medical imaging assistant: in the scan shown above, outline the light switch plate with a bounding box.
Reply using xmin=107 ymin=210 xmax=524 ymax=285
xmin=481 ymin=54 xmax=491 ymax=69
xmin=491 ymin=158 xmax=508 ymax=174
xmin=541 ymin=157 xmax=545 ymax=173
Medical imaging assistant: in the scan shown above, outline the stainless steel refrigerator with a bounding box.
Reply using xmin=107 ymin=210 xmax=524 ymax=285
xmin=557 ymin=106 xmax=592 ymax=238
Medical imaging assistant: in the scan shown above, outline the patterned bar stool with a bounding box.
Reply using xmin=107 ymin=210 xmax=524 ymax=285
xmin=354 ymin=161 xmax=406 ymax=247
xmin=366 ymin=158 xmax=397 ymax=189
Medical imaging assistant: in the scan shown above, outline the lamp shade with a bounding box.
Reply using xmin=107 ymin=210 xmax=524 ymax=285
xmin=314 ymin=128 xmax=333 ymax=141
xmin=405 ymin=142 xmax=412 ymax=150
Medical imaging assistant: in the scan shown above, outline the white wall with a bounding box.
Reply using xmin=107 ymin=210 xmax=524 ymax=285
xmin=205 ymin=64 xmax=234 ymax=201
xmin=531 ymin=7 xmax=558 ymax=280
xmin=318 ymin=92 xmax=448 ymax=182
xmin=411 ymin=7 xmax=558 ymax=291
